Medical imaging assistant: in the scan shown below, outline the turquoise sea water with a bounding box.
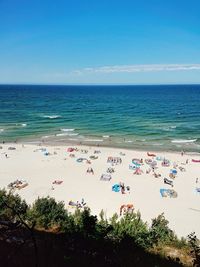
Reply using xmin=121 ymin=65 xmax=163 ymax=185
xmin=0 ymin=84 xmax=200 ymax=152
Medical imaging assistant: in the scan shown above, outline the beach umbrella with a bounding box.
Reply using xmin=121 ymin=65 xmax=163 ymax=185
xmin=170 ymin=169 xmax=177 ymax=175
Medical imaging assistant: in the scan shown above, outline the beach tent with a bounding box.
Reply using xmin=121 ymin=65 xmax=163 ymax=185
xmin=129 ymin=164 xmax=136 ymax=170
xmin=132 ymin=158 xmax=141 ymax=166
xmin=112 ymin=184 xmax=120 ymax=192
xmin=160 ymin=188 xmax=177 ymax=198
xmin=196 ymin=187 xmax=200 ymax=193
xmin=67 ymin=147 xmax=74 ymax=152
xmin=133 ymin=168 xmax=143 ymax=175
xmin=170 ymin=169 xmax=177 ymax=175
xmin=162 ymin=159 xmax=170 ymax=167
xmin=100 ymin=174 xmax=112 ymax=181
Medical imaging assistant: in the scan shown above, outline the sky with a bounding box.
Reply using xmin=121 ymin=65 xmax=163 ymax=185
xmin=0 ymin=0 xmax=200 ymax=84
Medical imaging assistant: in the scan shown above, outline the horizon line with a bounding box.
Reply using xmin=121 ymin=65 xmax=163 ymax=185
xmin=1 ymin=82 xmax=200 ymax=86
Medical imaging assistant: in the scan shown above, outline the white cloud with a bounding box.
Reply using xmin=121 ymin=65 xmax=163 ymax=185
xmin=71 ymin=64 xmax=200 ymax=74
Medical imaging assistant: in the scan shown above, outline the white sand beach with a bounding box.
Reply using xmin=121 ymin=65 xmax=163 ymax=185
xmin=0 ymin=143 xmax=200 ymax=238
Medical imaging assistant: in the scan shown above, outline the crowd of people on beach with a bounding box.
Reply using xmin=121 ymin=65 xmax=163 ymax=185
xmin=2 ymin=142 xmax=200 ymax=221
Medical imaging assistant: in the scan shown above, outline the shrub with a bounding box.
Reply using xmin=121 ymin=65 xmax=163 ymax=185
xmin=28 ymin=197 xmax=67 ymax=229
xmin=0 ymin=189 xmax=28 ymax=221
xmin=188 ymin=232 xmax=200 ymax=266
xmin=73 ymin=207 xmax=98 ymax=237
xmin=149 ymin=213 xmax=175 ymax=246
xmin=110 ymin=211 xmax=150 ymax=248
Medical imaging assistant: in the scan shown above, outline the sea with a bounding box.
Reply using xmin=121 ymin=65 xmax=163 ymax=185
xmin=0 ymin=84 xmax=200 ymax=152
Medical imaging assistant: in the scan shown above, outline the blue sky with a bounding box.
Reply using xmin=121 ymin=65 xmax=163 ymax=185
xmin=0 ymin=0 xmax=200 ymax=84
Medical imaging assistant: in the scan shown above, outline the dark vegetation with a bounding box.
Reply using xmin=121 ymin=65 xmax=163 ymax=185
xmin=0 ymin=189 xmax=199 ymax=267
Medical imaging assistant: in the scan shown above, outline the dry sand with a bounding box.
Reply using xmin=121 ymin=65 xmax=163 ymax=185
xmin=0 ymin=143 xmax=200 ymax=238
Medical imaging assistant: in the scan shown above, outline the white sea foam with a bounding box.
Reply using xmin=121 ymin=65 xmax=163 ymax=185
xmin=56 ymin=133 xmax=68 ymax=137
xmin=15 ymin=123 xmax=27 ymax=127
xmin=43 ymin=115 xmax=61 ymax=119
xmin=0 ymin=128 xmax=4 ymax=133
xmin=125 ymin=140 xmax=133 ymax=143
xmin=84 ymin=139 xmax=104 ymax=142
xmin=56 ymin=133 xmax=78 ymax=137
xmin=162 ymin=125 xmax=176 ymax=131
xmin=103 ymin=135 xmax=110 ymax=138
xmin=60 ymin=128 xmax=75 ymax=132
xmin=68 ymin=133 xmax=78 ymax=136
xmin=171 ymin=139 xmax=197 ymax=144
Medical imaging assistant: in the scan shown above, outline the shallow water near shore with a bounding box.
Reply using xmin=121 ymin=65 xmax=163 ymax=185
xmin=0 ymin=84 xmax=200 ymax=152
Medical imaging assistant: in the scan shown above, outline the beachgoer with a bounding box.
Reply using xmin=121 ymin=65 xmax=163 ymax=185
xmin=126 ymin=186 xmax=130 ymax=193
xmin=5 ymin=153 xmax=8 ymax=158
xmin=181 ymin=151 xmax=184 ymax=156
xmin=81 ymin=198 xmax=86 ymax=206
xmin=121 ymin=183 xmax=125 ymax=194
xmin=196 ymin=178 xmax=199 ymax=184
xmin=186 ymin=159 xmax=189 ymax=164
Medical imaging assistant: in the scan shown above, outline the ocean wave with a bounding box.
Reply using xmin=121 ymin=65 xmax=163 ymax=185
xmin=56 ymin=133 xmax=78 ymax=137
xmin=152 ymin=143 xmax=163 ymax=146
xmin=43 ymin=115 xmax=61 ymax=119
xmin=162 ymin=125 xmax=177 ymax=131
xmin=136 ymin=139 xmax=146 ymax=142
xmin=15 ymin=123 xmax=27 ymax=127
xmin=60 ymin=128 xmax=75 ymax=132
xmin=125 ymin=140 xmax=133 ymax=143
xmin=84 ymin=139 xmax=104 ymax=142
xmin=171 ymin=139 xmax=197 ymax=144
xmin=0 ymin=128 xmax=4 ymax=133
xmin=103 ymin=135 xmax=110 ymax=138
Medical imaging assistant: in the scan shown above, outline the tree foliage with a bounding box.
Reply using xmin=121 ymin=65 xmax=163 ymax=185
xmin=28 ymin=197 xmax=67 ymax=229
xmin=0 ymin=189 xmax=196 ymax=267
xmin=149 ymin=212 xmax=175 ymax=246
xmin=0 ymin=189 xmax=28 ymax=221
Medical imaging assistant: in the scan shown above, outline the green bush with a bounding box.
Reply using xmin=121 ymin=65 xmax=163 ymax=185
xmin=73 ymin=207 xmax=98 ymax=237
xmin=110 ymin=211 xmax=150 ymax=248
xmin=28 ymin=197 xmax=67 ymax=229
xmin=188 ymin=232 xmax=200 ymax=266
xmin=149 ymin=213 xmax=175 ymax=246
xmin=0 ymin=189 xmax=28 ymax=221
